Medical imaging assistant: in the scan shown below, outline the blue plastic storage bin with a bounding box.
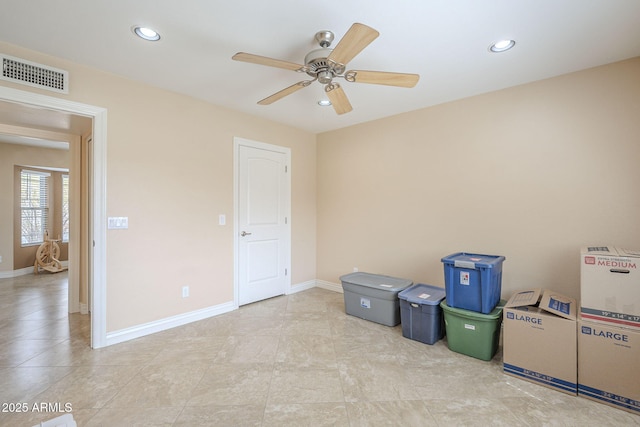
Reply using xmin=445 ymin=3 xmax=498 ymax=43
xmin=399 ymin=284 xmax=446 ymax=345
xmin=441 ymin=252 xmax=505 ymax=314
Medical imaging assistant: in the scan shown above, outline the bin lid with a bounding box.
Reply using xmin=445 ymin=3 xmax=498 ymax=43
xmin=441 ymin=252 xmax=505 ymax=269
xmin=440 ymin=299 xmax=506 ymax=319
xmin=339 ymin=272 xmax=412 ymax=292
xmin=398 ymin=283 xmax=446 ymax=305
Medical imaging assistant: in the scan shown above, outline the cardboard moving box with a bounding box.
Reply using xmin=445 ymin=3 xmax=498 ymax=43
xmin=578 ymin=320 xmax=640 ymax=415
xmin=580 ymin=246 xmax=640 ymax=330
xmin=503 ymin=289 xmax=577 ymax=395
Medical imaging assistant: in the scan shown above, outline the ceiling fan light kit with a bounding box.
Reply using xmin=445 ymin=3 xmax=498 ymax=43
xmin=232 ymin=23 xmax=420 ymax=115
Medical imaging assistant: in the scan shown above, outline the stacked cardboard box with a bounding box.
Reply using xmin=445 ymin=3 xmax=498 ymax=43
xmin=503 ymin=289 xmax=577 ymax=395
xmin=578 ymin=246 xmax=640 ymax=415
xmin=579 ymin=246 xmax=640 ymax=329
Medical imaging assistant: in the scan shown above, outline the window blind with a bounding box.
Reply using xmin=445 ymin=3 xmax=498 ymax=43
xmin=62 ymin=174 xmax=69 ymax=242
xmin=21 ymin=169 xmax=50 ymax=245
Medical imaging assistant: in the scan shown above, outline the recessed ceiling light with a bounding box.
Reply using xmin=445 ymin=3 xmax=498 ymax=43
xmin=318 ymin=100 xmax=332 ymax=107
xmin=489 ymin=39 xmax=515 ymax=53
xmin=133 ymin=26 xmax=161 ymax=41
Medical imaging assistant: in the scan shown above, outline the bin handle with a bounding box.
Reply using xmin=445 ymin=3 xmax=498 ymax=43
xmin=610 ymin=269 xmax=629 ymax=274
xmin=454 ymin=260 xmax=476 ymax=269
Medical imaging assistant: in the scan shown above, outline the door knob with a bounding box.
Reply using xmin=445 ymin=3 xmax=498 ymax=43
xmin=241 ymin=231 xmax=252 ymax=237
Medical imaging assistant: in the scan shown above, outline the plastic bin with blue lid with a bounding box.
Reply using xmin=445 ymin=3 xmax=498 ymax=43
xmin=441 ymin=252 xmax=505 ymax=314
xmin=398 ymin=283 xmax=446 ymax=345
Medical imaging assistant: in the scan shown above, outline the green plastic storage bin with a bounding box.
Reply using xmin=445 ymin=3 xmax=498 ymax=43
xmin=441 ymin=299 xmax=505 ymax=361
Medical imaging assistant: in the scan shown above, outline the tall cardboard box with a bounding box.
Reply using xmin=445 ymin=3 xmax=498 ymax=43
xmin=578 ymin=320 xmax=640 ymax=415
xmin=580 ymin=246 xmax=640 ymax=330
xmin=503 ymin=289 xmax=577 ymax=395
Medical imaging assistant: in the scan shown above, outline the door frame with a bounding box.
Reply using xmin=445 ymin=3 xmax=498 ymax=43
xmin=233 ymin=137 xmax=291 ymax=307
xmin=0 ymin=86 xmax=108 ymax=348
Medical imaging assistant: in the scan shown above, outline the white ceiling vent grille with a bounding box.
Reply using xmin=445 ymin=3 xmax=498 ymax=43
xmin=1 ymin=54 xmax=69 ymax=94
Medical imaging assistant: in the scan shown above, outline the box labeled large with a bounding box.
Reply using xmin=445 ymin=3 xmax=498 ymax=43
xmin=580 ymin=246 xmax=640 ymax=330
xmin=503 ymin=289 xmax=577 ymax=395
xmin=441 ymin=252 xmax=505 ymax=314
xmin=399 ymin=283 xmax=446 ymax=345
xmin=441 ymin=300 xmax=504 ymax=361
xmin=340 ymin=272 xmax=412 ymax=326
xmin=578 ymin=320 xmax=640 ymax=415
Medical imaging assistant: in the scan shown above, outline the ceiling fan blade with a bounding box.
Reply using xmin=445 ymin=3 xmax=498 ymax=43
xmin=325 ymin=83 xmax=352 ymax=115
xmin=327 ymin=23 xmax=379 ymax=66
xmin=257 ymin=81 xmax=311 ymax=105
xmin=232 ymin=52 xmax=304 ymax=71
xmin=346 ymin=70 xmax=420 ymax=88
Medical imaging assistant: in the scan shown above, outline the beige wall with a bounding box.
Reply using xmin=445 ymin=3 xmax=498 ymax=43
xmin=2 ymin=39 xmax=637 ymax=335
xmin=0 ymin=143 xmax=70 ymax=270
xmin=317 ymin=57 xmax=640 ymax=300
xmin=0 ymin=42 xmax=317 ymax=333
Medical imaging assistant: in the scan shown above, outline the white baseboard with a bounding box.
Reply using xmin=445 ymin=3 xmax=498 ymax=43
xmin=288 ymin=279 xmax=316 ymax=294
xmin=1 ymin=272 xmax=343 ymax=346
xmin=107 ymin=280 xmax=343 ymax=346
xmin=290 ymin=279 xmax=343 ymax=294
xmin=315 ymin=279 xmax=343 ymax=293
xmin=80 ymin=303 xmax=89 ymax=315
xmin=0 ymin=260 xmax=70 ymax=279
xmin=0 ymin=266 xmax=34 ymax=279
xmin=105 ymin=300 xmax=237 ymax=347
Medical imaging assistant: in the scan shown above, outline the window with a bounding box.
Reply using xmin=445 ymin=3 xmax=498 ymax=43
xmin=20 ymin=169 xmax=50 ymax=245
xmin=62 ymin=174 xmax=69 ymax=242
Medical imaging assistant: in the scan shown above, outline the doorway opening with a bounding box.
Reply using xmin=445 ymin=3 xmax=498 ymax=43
xmin=0 ymin=86 xmax=107 ymax=348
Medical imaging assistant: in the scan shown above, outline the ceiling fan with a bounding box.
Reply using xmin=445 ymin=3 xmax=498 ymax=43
xmin=232 ymin=23 xmax=420 ymax=115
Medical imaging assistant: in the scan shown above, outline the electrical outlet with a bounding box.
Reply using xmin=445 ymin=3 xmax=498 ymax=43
xmin=182 ymin=286 xmax=189 ymax=298
xmin=353 ymin=267 xmax=358 ymax=272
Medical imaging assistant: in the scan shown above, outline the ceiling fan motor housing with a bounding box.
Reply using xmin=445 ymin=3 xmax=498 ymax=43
xmin=304 ymin=48 xmax=344 ymax=82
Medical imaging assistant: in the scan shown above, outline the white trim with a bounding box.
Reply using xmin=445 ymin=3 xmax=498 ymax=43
xmin=233 ymin=137 xmax=291 ymax=306
xmin=0 ymin=86 xmax=108 ymax=349
xmin=287 ymin=279 xmax=316 ymax=294
xmin=233 ymin=140 xmax=239 ymax=307
xmin=316 ymin=279 xmax=344 ymax=293
xmin=0 ymin=260 xmax=70 ymax=279
xmin=105 ymin=301 xmax=236 ymax=346
xmin=0 ymin=267 xmax=33 ymax=279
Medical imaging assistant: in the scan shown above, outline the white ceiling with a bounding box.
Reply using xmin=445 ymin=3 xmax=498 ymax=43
xmin=1 ymin=1 xmax=640 ymax=134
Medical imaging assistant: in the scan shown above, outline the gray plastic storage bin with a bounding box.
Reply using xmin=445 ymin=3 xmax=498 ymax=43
xmin=399 ymin=283 xmax=447 ymax=345
xmin=340 ymin=272 xmax=413 ymax=326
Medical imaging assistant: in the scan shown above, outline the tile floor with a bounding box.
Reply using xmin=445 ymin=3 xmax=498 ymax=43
xmin=1 ymin=272 xmax=639 ymax=426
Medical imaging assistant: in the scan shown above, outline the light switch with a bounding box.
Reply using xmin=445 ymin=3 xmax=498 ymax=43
xmin=219 ymin=214 xmax=226 ymax=226
xmin=108 ymin=217 xmax=129 ymax=229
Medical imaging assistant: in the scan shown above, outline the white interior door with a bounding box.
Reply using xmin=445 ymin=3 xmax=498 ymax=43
xmin=236 ymin=138 xmax=290 ymax=306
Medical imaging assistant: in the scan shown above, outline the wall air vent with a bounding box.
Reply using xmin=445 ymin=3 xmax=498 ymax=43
xmin=1 ymin=54 xmax=69 ymax=94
